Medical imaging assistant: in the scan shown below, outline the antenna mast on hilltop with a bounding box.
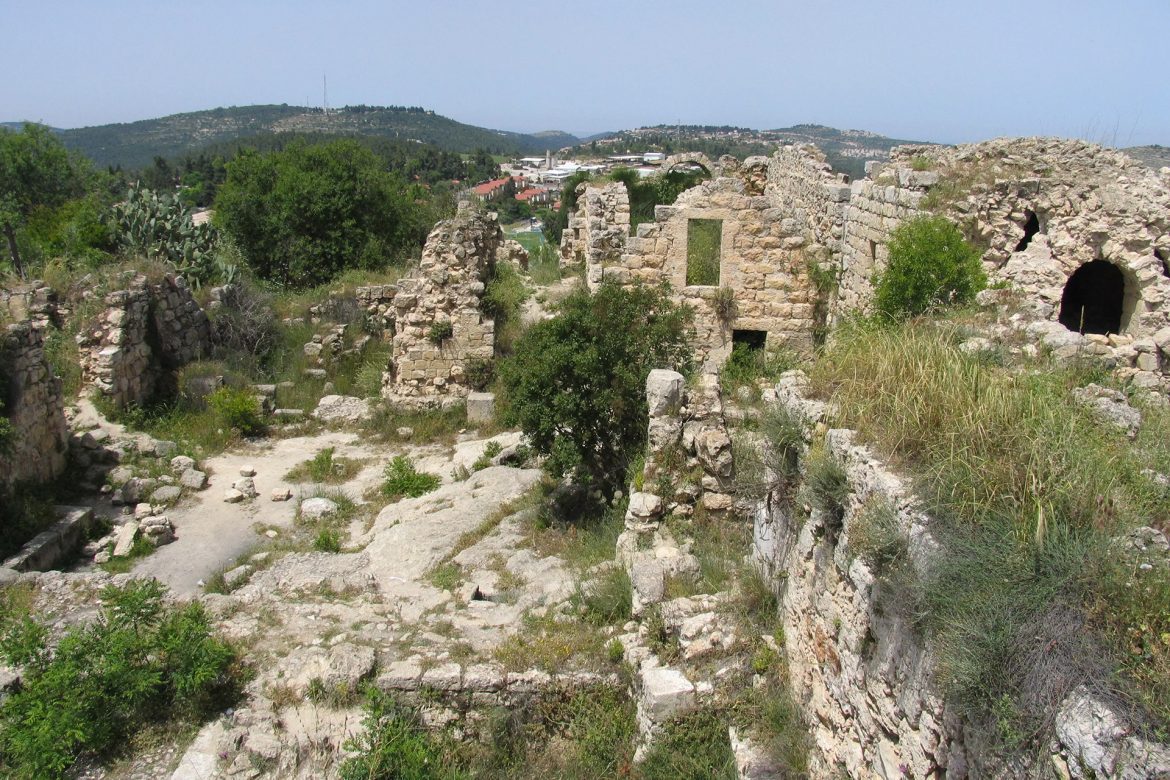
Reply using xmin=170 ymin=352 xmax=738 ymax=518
xmin=323 ymin=73 xmax=329 ymax=115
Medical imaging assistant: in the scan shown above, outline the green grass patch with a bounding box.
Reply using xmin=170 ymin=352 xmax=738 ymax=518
xmin=284 ymin=447 xmax=362 ymax=484
xmin=381 ymin=456 xmax=441 ymax=500
xmin=809 ymin=317 xmax=1170 ymax=747
xmin=685 ymin=218 xmax=722 ymax=287
xmin=638 ymin=710 xmax=737 ymax=779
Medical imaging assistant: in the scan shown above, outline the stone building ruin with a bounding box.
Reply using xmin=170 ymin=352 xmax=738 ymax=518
xmin=560 ymin=137 xmax=1170 ymax=384
xmin=560 ymin=146 xmax=849 ymax=364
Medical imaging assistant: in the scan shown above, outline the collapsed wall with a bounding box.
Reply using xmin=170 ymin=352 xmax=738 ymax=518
xmin=382 ymin=209 xmax=502 ymax=407
xmin=77 ymin=273 xmax=211 ymax=409
xmin=0 ymin=321 xmax=69 ymax=488
xmin=754 ymin=372 xmax=1170 ymax=779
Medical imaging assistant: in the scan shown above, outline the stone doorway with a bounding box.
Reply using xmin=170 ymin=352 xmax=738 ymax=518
xmin=1058 ymin=260 xmax=1128 ymax=335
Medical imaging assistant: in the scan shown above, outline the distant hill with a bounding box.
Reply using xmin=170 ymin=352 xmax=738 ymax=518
xmin=1123 ymin=145 xmax=1170 ymax=170
xmin=5 ymin=105 xmax=581 ymax=169
xmin=577 ymin=123 xmax=930 ymax=179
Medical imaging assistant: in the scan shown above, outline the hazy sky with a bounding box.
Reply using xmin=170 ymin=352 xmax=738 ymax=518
xmin=3 ymin=0 xmax=1167 ymax=146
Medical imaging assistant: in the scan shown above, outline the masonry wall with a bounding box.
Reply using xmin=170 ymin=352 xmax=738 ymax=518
xmin=765 ymin=144 xmax=851 ymax=256
xmin=383 ymin=209 xmax=501 ymax=406
xmin=0 ymin=322 xmax=69 ymax=488
xmin=78 ymin=274 xmax=211 ymax=409
xmin=755 ymin=372 xmax=1170 ymax=779
xmin=610 ymin=164 xmax=820 ymax=364
xmin=559 ymin=181 xmax=630 ymax=288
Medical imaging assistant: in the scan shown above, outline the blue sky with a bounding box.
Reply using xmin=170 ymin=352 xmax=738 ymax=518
xmin=2 ymin=0 xmax=1167 ymax=146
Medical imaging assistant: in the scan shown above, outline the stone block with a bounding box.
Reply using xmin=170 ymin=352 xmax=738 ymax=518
xmin=640 ymin=666 xmax=695 ymax=723
xmin=466 ymin=392 xmax=496 ymax=424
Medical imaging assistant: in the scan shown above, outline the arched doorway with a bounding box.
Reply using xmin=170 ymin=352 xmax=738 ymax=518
xmin=1058 ymin=260 xmax=1127 ymax=335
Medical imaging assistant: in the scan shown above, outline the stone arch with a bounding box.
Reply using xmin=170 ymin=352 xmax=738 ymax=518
xmin=1058 ymin=259 xmax=1137 ymax=335
xmin=1015 ymin=210 xmax=1041 ymax=252
xmin=662 ymin=152 xmax=720 ymax=178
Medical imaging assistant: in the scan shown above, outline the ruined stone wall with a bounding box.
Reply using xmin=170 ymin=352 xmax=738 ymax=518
xmin=558 ymin=181 xmax=630 ymax=287
xmin=754 ymin=372 xmax=1170 ymax=779
xmin=835 ymin=160 xmax=932 ymax=314
xmin=383 ymin=210 xmax=501 ymax=406
xmin=610 ymin=170 xmax=820 ymax=364
xmin=765 ymin=144 xmax=851 ymax=256
xmin=837 ymin=139 xmax=1170 ymax=341
xmin=0 ymin=282 xmax=58 ymax=328
xmin=0 ymin=322 xmax=69 ymax=488
xmin=78 ymin=274 xmax=210 ymax=409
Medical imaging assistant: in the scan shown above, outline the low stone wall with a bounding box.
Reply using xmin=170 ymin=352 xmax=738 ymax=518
xmin=383 ymin=209 xmax=502 ymax=406
xmin=0 ymin=321 xmax=69 ymax=488
xmin=77 ymin=274 xmax=210 ymax=409
xmin=754 ymin=372 xmax=1170 ymax=778
xmin=0 ymin=281 xmax=58 ymax=328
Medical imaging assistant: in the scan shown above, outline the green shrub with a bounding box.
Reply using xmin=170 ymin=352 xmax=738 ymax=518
xmin=480 ymin=262 xmax=529 ymax=356
xmin=472 ymin=441 xmax=503 ymax=472
xmin=381 ymin=456 xmax=441 ymax=500
xmin=464 ymin=357 xmax=495 ymax=391
xmin=313 ymin=528 xmax=342 ymax=553
xmin=0 ymin=580 xmax=240 ymax=779
xmin=499 ymin=281 xmax=692 ymax=497
xmin=873 ymin=215 xmax=985 ymax=320
xmin=427 ymin=320 xmax=454 ymax=345
xmin=339 ymin=689 xmax=465 ymax=780
xmin=804 ymin=446 xmax=849 ymax=538
xmin=207 ymin=386 xmax=265 ymax=437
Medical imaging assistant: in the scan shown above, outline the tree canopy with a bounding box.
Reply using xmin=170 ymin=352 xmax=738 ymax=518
xmin=0 ymin=124 xmax=87 ymax=277
xmin=498 ymin=281 xmax=693 ymax=496
xmin=214 ymin=139 xmax=434 ymax=288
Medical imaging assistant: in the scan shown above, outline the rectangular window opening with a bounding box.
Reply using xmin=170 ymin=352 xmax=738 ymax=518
xmin=686 ymin=218 xmax=722 ymax=286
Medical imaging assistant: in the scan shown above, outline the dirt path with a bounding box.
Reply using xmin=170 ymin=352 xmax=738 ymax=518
xmin=132 ymin=430 xmax=390 ymax=595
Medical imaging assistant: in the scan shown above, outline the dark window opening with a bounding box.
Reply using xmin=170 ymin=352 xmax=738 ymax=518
xmin=1155 ymin=248 xmax=1169 ymax=279
xmin=868 ymin=239 xmax=878 ymax=260
xmin=732 ymin=329 xmax=767 ymax=351
xmin=1015 ymin=210 xmax=1041 ymax=252
xmin=686 ymin=218 xmax=722 ymax=286
xmin=1058 ymin=260 xmax=1126 ymax=335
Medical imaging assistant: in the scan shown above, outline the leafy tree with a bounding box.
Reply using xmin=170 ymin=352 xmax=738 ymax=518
xmin=498 ymin=281 xmax=693 ymax=496
xmin=873 ymin=215 xmax=986 ymax=320
xmin=0 ymin=124 xmax=86 ymax=277
xmin=214 ymin=139 xmax=431 ymax=288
